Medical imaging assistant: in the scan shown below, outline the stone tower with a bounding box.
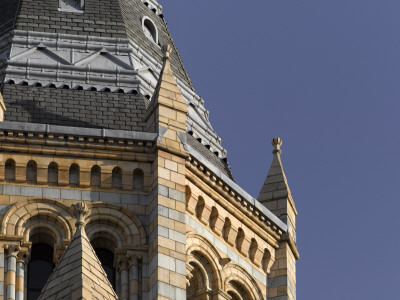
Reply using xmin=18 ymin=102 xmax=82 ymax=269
xmin=0 ymin=1 xmax=299 ymax=299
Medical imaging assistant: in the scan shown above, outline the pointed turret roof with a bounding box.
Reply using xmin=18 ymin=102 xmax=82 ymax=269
xmin=258 ymin=138 xmax=292 ymax=204
xmin=38 ymin=203 xmax=117 ymax=300
xmin=148 ymin=44 xmax=188 ymax=115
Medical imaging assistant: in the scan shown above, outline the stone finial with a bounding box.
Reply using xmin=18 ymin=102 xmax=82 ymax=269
xmin=162 ymin=44 xmax=172 ymax=60
xmin=272 ymin=137 xmax=283 ymax=154
xmin=73 ymin=202 xmax=88 ymax=228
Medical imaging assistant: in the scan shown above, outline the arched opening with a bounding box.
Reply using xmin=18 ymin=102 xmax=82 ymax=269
xmin=143 ymin=18 xmax=157 ymax=43
xmin=262 ymin=249 xmax=272 ymax=273
xmin=209 ymin=207 xmax=218 ymax=229
xmin=133 ymin=168 xmax=144 ymax=191
xmin=48 ymin=162 xmax=58 ymax=185
xmin=249 ymin=239 xmax=258 ymax=261
xmin=228 ymin=291 xmax=241 ymax=300
xmin=91 ymin=235 xmax=117 ymax=290
xmin=90 ymin=165 xmax=101 ymax=188
xmin=187 ymin=262 xmax=206 ymax=299
xmin=26 ymin=160 xmax=37 ymax=184
xmin=27 ymin=230 xmax=55 ymax=300
xmin=5 ymin=159 xmax=16 ymax=182
xmin=223 ymin=218 xmax=232 ymax=242
xmin=187 ymin=250 xmax=218 ymax=299
xmin=69 ymin=163 xmax=80 ymax=187
xmin=227 ymin=281 xmax=251 ymax=300
xmin=236 ymin=228 xmax=245 ymax=251
xmin=94 ymin=248 xmax=116 ymax=289
xmin=196 ymin=197 xmax=205 ymax=219
xmin=111 ymin=167 xmax=122 ymax=190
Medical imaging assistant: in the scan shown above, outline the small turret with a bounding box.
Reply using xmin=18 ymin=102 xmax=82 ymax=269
xmin=258 ymin=138 xmax=298 ymax=255
xmin=258 ymin=138 xmax=299 ymax=299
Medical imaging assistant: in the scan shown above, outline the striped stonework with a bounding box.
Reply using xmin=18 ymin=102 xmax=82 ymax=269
xmin=146 ymin=45 xmax=189 ymax=299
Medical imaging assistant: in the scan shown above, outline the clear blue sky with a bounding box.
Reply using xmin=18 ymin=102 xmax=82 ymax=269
xmin=161 ymin=0 xmax=400 ymax=299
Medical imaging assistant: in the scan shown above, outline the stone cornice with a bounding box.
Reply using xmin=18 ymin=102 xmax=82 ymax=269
xmin=0 ymin=121 xmax=157 ymax=160
xmin=185 ymin=143 xmax=287 ymax=232
xmin=186 ymin=162 xmax=284 ymax=249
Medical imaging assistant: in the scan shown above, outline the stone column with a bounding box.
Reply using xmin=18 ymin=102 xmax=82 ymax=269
xmin=127 ymin=254 xmax=142 ymax=300
xmin=15 ymin=252 xmax=28 ymax=300
xmin=115 ymin=270 xmax=121 ymax=297
xmin=118 ymin=258 xmax=129 ymax=300
xmin=4 ymin=245 xmax=19 ymax=300
xmin=0 ymin=247 xmax=6 ymax=300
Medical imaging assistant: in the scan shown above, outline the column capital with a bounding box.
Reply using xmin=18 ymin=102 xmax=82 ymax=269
xmin=116 ymin=256 xmax=129 ymax=272
xmin=126 ymin=253 xmax=142 ymax=267
xmin=17 ymin=251 xmax=29 ymax=264
xmin=4 ymin=244 xmax=20 ymax=258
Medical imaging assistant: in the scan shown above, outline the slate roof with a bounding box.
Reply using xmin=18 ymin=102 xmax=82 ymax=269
xmin=0 ymin=0 xmax=235 ymax=179
xmin=187 ymin=134 xmax=234 ymax=181
xmin=38 ymin=224 xmax=117 ymax=300
xmin=0 ymin=0 xmax=193 ymax=90
xmin=0 ymin=0 xmax=19 ymax=37
xmin=2 ymin=83 xmax=147 ymax=131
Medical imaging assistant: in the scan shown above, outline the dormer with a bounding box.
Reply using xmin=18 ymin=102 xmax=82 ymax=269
xmin=59 ymin=0 xmax=85 ymax=13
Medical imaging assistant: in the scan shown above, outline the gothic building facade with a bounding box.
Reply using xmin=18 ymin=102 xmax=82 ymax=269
xmin=0 ymin=0 xmax=299 ymax=299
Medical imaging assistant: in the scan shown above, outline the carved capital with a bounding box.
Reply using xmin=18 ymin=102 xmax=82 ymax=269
xmin=4 ymin=244 xmax=20 ymax=258
xmin=17 ymin=251 xmax=29 ymax=264
xmin=126 ymin=254 xmax=143 ymax=267
xmin=117 ymin=256 xmax=129 ymax=271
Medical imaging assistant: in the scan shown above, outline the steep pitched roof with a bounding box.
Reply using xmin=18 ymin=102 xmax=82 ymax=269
xmin=257 ymin=138 xmax=292 ymax=203
xmin=38 ymin=204 xmax=117 ymax=300
xmin=0 ymin=0 xmax=193 ymax=90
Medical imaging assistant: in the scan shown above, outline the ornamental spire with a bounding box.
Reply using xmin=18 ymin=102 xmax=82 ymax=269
xmin=257 ymin=137 xmax=296 ymax=218
xmin=38 ymin=203 xmax=117 ymax=300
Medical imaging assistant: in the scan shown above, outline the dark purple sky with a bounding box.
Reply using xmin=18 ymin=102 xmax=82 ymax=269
xmin=161 ymin=1 xmax=400 ymax=299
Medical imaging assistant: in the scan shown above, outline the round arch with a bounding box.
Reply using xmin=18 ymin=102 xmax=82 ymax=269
xmin=186 ymin=233 xmax=223 ymax=290
xmin=2 ymin=199 xmax=74 ymax=243
xmin=86 ymin=203 xmax=146 ymax=246
xmin=222 ymin=264 xmax=264 ymax=300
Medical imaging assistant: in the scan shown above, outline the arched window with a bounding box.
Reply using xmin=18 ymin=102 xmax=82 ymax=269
xmin=111 ymin=167 xmax=122 ymax=190
xmin=133 ymin=169 xmax=144 ymax=191
xmin=5 ymin=159 xmax=15 ymax=182
xmin=27 ymin=243 xmax=54 ymax=300
xmin=142 ymin=17 xmax=158 ymax=44
xmin=94 ymin=248 xmax=116 ymax=289
xmin=48 ymin=162 xmax=58 ymax=185
xmin=227 ymin=281 xmax=251 ymax=300
xmin=90 ymin=165 xmax=101 ymax=188
xmin=26 ymin=160 xmax=37 ymax=184
xmin=227 ymin=291 xmax=241 ymax=300
xmin=187 ymin=262 xmax=206 ymax=298
xmin=69 ymin=164 xmax=80 ymax=187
